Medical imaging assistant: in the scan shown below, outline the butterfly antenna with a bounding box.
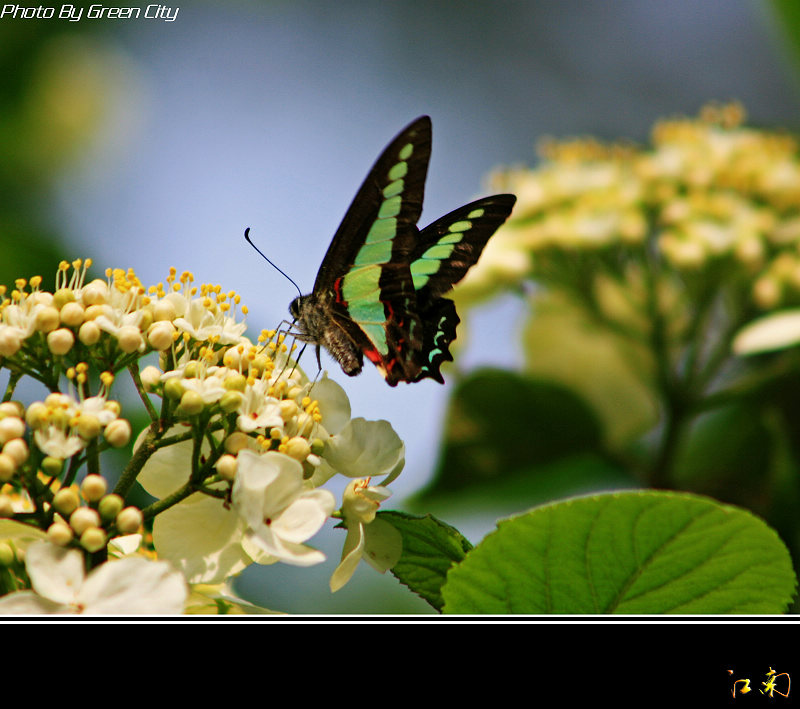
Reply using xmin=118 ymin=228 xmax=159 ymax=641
xmin=244 ymin=228 xmax=303 ymax=297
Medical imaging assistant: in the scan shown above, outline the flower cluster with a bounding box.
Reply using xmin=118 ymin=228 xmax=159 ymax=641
xmin=457 ymin=103 xmax=800 ymax=316
xmin=0 ymin=260 xmax=404 ymax=613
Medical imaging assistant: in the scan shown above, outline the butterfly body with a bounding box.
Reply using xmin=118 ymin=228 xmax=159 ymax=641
xmin=291 ymin=116 xmax=515 ymax=386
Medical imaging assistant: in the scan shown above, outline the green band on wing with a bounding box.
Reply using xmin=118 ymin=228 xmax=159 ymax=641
xmin=448 ymin=220 xmax=472 ymax=233
xmin=398 ymin=143 xmax=413 ymax=160
xmin=342 ymin=266 xmax=388 ymax=353
xmin=422 ymin=243 xmax=456 ymax=260
xmin=382 ymin=179 xmax=404 ymax=199
xmin=365 ymin=217 xmax=396 ymax=244
xmin=467 ymin=208 xmax=485 ymax=219
xmin=378 ymin=195 xmax=402 ymax=219
xmin=388 ymin=161 xmax=407 ymax=181
xmin=354 ymin=239 xmax=394 ymax=266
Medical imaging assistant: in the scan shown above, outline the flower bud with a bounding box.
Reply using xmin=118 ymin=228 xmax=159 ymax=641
xmin=284 ymin=436 xmax=311 ymax=462
xmin=224 ymin=373 xmax=247 ymax=392
xmin=279 ymin=399 xmax=298 ymax=421
xmin=0 ymin=402 xmax=24 ymax=419
xmin=69 ymin=506 xmax=100 ymax=535
xmin=224 ymin=431 xmax=249 ymax=454
xmin=104 ymin=418 xmax=132 ymax=448
xmin=0 ymin=328 xmax=22 ymax=357
xmin=216 ymin=454 xmax=237 ymax=481
xmin=80 ymin=527 xmax=106 ymax=553
xmin=98 ymin=493 xmax=124 ymax=522
xmin=59 ymin=301 xmax=85 ymax=327
xmin=78 ymin=320 xmax=101 ymax=346
xmin=2 ymin=438 xmax=28 ymax=466
xmin=147 ymin=321 xmax=175 ymax=351
xmin=52 ymin=287 xmax=76 ymax=310
xmin=83 ymin=304 xmax=108 ymax=321
xmin=179 ymin=390 xmax=204 ymax=416
xmin=220 ymin=390 xmax=243 ymax=413
xmin=0 ymin=416 xmax=25 ymax=444
xmin=152 ymin=299 xmax=176 ymax=321
xmin=116 ymin=506 xmax=143 ymax=534
xmin=295 ymin=412 xmax=314 ymax=438
xmin=33 ymin=306 xmax=60 ymax=333
xmin=0 ymin=453 xmax=16 ymax=483
xmin=41 ymin=456 xmax=63 ymax=477
xmin=47 ymin=328 xmax=75 ymax=355
xmin=164 ymin=377 xmax=185 ymax=400
xmin=117 ymin=325 xmax=144 ymax=353
xmin=74 ymin=413 xmax=101 ymax=440
xmin=81 ymin=280 xmax=108 ymax=306
xmin=53 ymin=488 xmax=80 ymax=516
xmin=25 ymin=402 xmax=48 ymax=428
xmin=140 ymin=366 xmax=162 ymax=391
xmin=46 ymin=522 xmax=74 ymax=546
xmin=80 ymin=474 xmax=107 ymax=502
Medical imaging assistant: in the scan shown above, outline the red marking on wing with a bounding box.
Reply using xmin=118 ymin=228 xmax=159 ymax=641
xmin=333 ymin=277 xmax=347 ymax=306
xmin=364 ymin=348 xmax=383 ymax=364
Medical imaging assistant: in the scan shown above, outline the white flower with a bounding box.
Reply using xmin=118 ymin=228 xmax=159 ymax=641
xmin=236 ymin=379 xmax=284 ymax=433
xmin=33 ymin=426 xmax=84 ymax=458
xmin=136 ymin=427 xmax=253 ymax=584
xmin=232 ymin=449 xmax=335 ymax=567
xmin=172 ymin=296 xmax=247 ymax=344
xmin=330 ymin=478 xmax=402 ymax=592
xmin=0 ymin=541 xmax=187 ymax=614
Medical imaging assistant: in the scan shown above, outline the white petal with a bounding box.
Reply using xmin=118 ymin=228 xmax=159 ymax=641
xmin=78 ymin=557 xmax=187 ymax=614
xmin=733 ymin=310 xmax=800 ymax=355
xmin=312 ymin=375 xmax=351 ymax=435
xmin=271 ymin=491 xmax=335 ymax=544
xmin=330 ymin=524 xmax=365 ymax=592
xmin=0 ymin=590 xmax=68 ymax=614
xmin=25 ymin=542 xmax=84 ymax=605
xmin=324 ymin=418 xmax=405 ymax=479
xmin=136 ymin=425 xmax=196 ymax=499
xmin=361 ymin=517 xmax=403 ymax=573
xmin=152 ymin=493 xmax=250 ymax=584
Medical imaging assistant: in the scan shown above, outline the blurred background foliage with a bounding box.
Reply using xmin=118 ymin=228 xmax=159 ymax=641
xmin=5 ymin=1 xmax=800 ymax=613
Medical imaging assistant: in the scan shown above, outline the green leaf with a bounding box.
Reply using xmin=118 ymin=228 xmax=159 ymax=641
xmin=420 ymin=368 xmax=603 ymax=498
xmin=441 ymin=490 xmax=797 ymax=614
xmin=381 ymin=510 xmax=473 ymax=611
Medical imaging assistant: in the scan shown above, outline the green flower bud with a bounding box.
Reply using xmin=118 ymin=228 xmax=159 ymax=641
xmin=164 ymin=377 xmax=185 ymax=400
xmin=41 ymin=456 xmax=63 ymax=477
xmin=80 ymin=527 xmax=106 ymax=553
xmin=178 ymin=390 xmax=204 ymax=416
xmin=52 ymin=287 xmax=76 ymax=309
xmin=53 ymin=488 xmax=80 ymax=516
xmin=220 ymin=390 xmax=243 ymax=413
xmin=98 ymin=493 xmax=124 ymax=522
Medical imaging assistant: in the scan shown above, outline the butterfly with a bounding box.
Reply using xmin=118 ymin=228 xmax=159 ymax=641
xmin=288 ymin=116 xmax=516 ymax=386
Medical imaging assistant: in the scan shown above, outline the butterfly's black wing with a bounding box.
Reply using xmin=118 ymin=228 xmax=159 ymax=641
xmin=407 ymin=194 xmax=517 ymax=383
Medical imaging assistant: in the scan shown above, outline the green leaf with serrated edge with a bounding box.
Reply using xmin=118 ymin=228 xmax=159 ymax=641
xmin=441 ymin=491 xmax=797 ymax=614
xmin=380 ymin=510 xmax=472 ymax=612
